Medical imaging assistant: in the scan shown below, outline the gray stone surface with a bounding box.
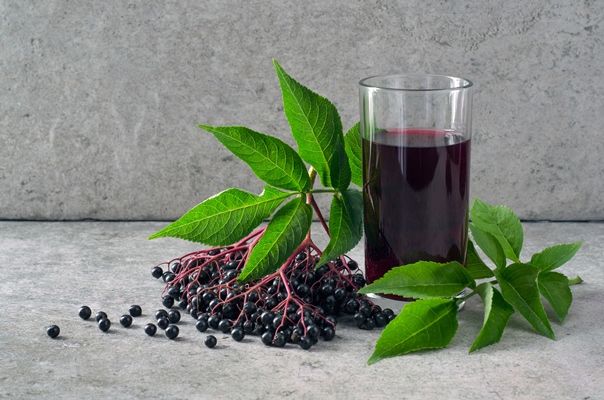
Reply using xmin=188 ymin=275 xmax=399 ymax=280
xmin=1 ymin=221 xmax=603 ymax=399
xmin=1 ymin=0 xmax=603 ymax=220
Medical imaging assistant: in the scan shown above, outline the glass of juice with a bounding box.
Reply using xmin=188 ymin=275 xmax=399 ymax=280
xmin=359 ymin=74 xmax=473 ymax=301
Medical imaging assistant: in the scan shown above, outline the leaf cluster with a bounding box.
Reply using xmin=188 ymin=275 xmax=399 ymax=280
xmin=360 ymin=198 xmax=582 ymax=364
xmin=149 ymin=60 xmax=364 ymax=283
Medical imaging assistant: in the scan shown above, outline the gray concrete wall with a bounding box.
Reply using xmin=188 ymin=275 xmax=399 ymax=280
xmin=1 ymin=0 xmax=602 ymax=221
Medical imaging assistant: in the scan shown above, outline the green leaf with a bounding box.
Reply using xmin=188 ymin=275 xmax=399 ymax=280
xmin=148 ymin=187 xmax=290 ymax=246
xmin=238 ymin=197 xmax=312 ymax=283
xmin=274 ymin=60 xmax=350 ymax=190
xmin=344 ymin=122 xmax=363 ymax=187
xmin=469 ymin=224 xmax=507 ymax=271
xmin=531 ymin=242 xmax=582 ymax=273
xmin=199 ymin=125 xmax=311 ymax=192
xmin=465 ymin=240 xmax=495 ymax=279
xmin=497 ymin=263 xmax=555 ymax=339
xmin=470 ymin=198 xmax=523 ymax=263
xmin=538 ymin=271 xmax=572 ymax=323
xmin=358 ymin=261 xmax=475 ymax=299
xmin=328 ymin=136 xmax=351 ymax=191
xmin=318 ymin=188 xmax=363 ymax=266
xmin=469 ymin=282 xmax=515 ymax=353
xmin=368 ymin=299 xmax=458 ymax=364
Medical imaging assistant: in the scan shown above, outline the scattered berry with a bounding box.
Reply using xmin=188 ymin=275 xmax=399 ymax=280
xmin=95 ymin=311 xmax=108 ymax=322
xmin=120 ymin=314 xmax=133 ymax=328
xmin=129 ymin=305 xmax=142 ymax=317
xmin=195 ymin=319 xmax=209 ymax=332
xmin=165 ymin=325 xmax=179 ymax=340
xmin=167 ymin=310 xmax=181 ymax=323
xmin=46 ymin=325 xmax=60 ymax=338
xmin=204 ymin=335 xmax=217 ymax=348
xmin=98 ymin=318 xmax=111 ymax=332
xmin=155 ymin=309 xmax=168 ymax=320
xmin=157 ymin=317 xmax=169 ymax=330
xmin=144 ymin=323 xmax=157 ymax=336
xmin=78 ymin=306 xmax=92 ymax=320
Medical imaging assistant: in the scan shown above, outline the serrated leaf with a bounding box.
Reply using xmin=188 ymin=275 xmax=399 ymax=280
xmin=358 ymin=261 xmax=475 ymax=299
xmin=318 ymin=188 xmax=363 ymax=266
xmin=148 ymin=187 xmax=290 ymax=246
xmin=367 ymin=298 xmax=458 ymax=364
xmin=199 ymin=125 xmax=311 ymax=192
xmin=344 ymin=122 xmax=363 ymax=187
xmin=238 ymin=197 xmax=312 ymax=283
xmin=470 ymin=198 xmax=523 ymax=263
xmin=538 ymin=271 xmax=572 ymax=323
xmin=469 ymin=224 xmax=507 ymax=271
xmin=497 ymin=263 xmax=555 ymax=339
xmin=469 ymin=283 xmax=515 ymax=353
xmin=531 ymin=242 xmax=582 ymax=273
xmin=274 ymin=60 xmax=350 ymax=189
xmin=466 ymin=240 xmax=495 ymax=279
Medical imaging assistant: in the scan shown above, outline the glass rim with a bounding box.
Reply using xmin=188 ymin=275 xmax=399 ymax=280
xmin=359 ymin=74 xmax=473 ymax=92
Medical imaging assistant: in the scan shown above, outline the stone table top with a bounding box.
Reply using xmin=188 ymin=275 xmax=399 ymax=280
xmin=1 ymin=221 xmax=602 ymax=399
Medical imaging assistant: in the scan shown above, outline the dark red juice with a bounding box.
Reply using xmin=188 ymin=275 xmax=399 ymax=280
xmin=363 ymin=129 xmax=471 ymax=293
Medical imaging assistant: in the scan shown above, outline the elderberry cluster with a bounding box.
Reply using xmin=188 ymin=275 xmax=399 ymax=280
xmin=151 ymin=239 xmax=395 ymax=350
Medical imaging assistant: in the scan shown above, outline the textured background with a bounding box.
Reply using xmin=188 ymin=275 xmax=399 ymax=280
xmin=1 ymin=0 xmax=603 ymax=220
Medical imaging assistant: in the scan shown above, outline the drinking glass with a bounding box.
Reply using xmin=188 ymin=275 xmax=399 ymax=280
xmin=359 ymin=74 xmax=473 ymax=301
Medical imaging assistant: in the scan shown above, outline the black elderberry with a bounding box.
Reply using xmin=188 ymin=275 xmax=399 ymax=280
xmin=243 ymin=320 xmax=255 ymax=333
xmin=264 ymin=297 xmax=278 ymax=310
xmin=204 ymin=335 xmax=217 ymax=348
xmin=243 ymin=301 xmax=257 ymax=315
xmin=144 ymin=323 xmax=157 ymax=336
xmin=260 ymin=311 xmax=275 ymax=326
xmin=120 ymin=314 xmax=133 ymax=328
xmin=95 ymin=311 xmax=108 ymax=322
xmin=373 ymin=313 xmax=388 ymax=327
xmin=261 ymin=331 xmax=274 ymax=346
xmin=307 ymin=325 xmax=321 ymax=339
xmin=353 ymin=312 xmax=366 ymax=326
xmin=165 ymin=325 xmax=179 ymax=340
xmin=46 ymin=325 xmax=60 ymax=338
xmin=98 ymin=318 xmax=111 ymax=332
xmin=169 ymin=260 xmax=181 ymax=272
xmin=363 ymin=317 xmax=376 ymax=330
xmin=295 ymin=251 xmax=307 ymax=261
xmin=231 ymin=327 xmax=245 ymax=341
xmin=299 ymin=336 xmax=312 ymax=350
xmin=207 ymin=315 xmax=221 ymax=330
xmin=189 ymin=308 xmax=198 ymax=319
xmin=333 ymin=287 xmax=346 ymax=301
xmin=162 ymin=271 xmax=176 ymax=283
xmin=296 ymin=283 xmax=310 ymax=296
xmin=218 ymin=319 xmax=232 ymax=333
xmin=151 ymin=266 xmax=163 ymax=279
xmin=129 ymin=305 xmax=142 ymax=317
xmin=352 ymin=274 xmax=366 ymax=288
xmin=224 ymin=260 xmax=239 ymax=270
xmin=162 ymin=295 xmax=175 ymax=308
xmin=157 ymin=317 xmax=169 ymax=330
xmin=197 ymin=313 xmax=209 ymax=322
xmin=167 ymin=285 xmax=181 ymax=299
xmin=273 ymin=332 xmax=287 ymax=347
xmin=208 ymin=249 xmax=221 ymax=256
xmin=78 ymin=306 xmax=92 ymax=320
xmin=155 ymin=309 xmax=168 ymax=320
xmin=291 ymin=327 xmax=303 ymax=344
xmin=320 ymin=284 xmax=335 ymax=297
xmin=178 ymin=300 xmax=188 ymax=310
xmin=360 ymin=306 xmax=372 ymax=318
xmin=167 ymin=310 xmax=181 ymax=323
xmin=196 ymin=319 xmax=209 ymax=332
xmin=322 ymin=326 xmax=335 ymax=341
